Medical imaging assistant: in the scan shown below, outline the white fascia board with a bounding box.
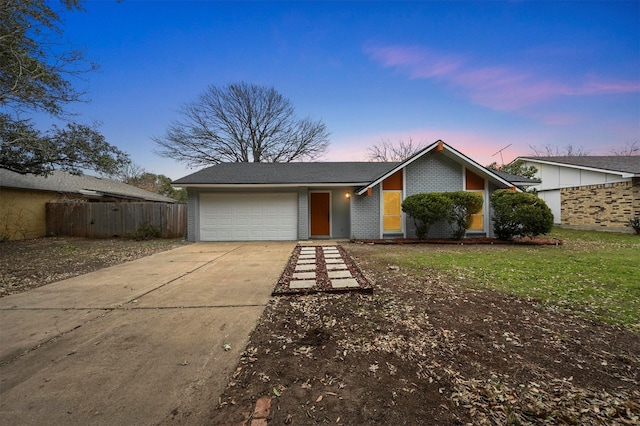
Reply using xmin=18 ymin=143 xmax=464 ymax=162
xmin=516 ymin=157 xmax=635 ymax=178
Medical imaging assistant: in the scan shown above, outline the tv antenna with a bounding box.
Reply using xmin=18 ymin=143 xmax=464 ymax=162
xmin=492 ymin=144 xmax=512 ymax=166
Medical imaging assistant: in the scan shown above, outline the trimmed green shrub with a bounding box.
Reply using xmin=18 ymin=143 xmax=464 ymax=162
xmin=402 ymin=193 xmax=451 ymax=239
xmin=447 ymin=191 xmax=484 ymax=239
xmin=630 ymin=216 xmax=640 ymax=235
xmin=402 ymin=191 xmax=483 ymax=239
xmin=490 ymin=190 xmax=553 ymax=240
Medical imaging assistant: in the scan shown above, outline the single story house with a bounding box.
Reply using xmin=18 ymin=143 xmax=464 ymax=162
xmin=0 ymin=169 xmax=176 ymax=240
xmin=517 ymin=156 xmax=640 ymax=231
xmin=173 ymin=140 xmax=529 ymax=242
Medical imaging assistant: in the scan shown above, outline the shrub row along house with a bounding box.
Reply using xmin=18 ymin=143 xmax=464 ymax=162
xmin=173 ymin=140 xmax=538 ymax=242
xmin=518 ymin=156 xmax=640 ymax=232
xmin=0 ymin=169 xmax=178 ymax=240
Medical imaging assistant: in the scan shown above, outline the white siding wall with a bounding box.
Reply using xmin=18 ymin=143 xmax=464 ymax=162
xmin=524 ymin=161 xmax=628 ymax=191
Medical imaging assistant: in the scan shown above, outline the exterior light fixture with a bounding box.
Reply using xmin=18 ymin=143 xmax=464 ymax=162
xmin=345 ymin=192 xmax=351 ymax=198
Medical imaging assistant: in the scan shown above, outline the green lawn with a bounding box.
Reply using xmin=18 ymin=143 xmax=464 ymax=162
xmin=393 ymin=228 xmax=640 ymax=329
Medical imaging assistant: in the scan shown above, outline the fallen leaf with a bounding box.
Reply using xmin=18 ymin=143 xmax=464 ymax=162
xmin=316 ymin=395 xmax=323 ymax=402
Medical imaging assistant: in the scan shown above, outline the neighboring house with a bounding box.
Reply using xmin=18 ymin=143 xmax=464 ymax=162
xmin=0 ymin=169 xmax=177 ymax=240
xmin=490 ymin=170 xmax=541 ymax=190
xmin=173 ymin=140 xmax=524 ymax=242
xmin=517 ymin=156 xmax=640 ymax=231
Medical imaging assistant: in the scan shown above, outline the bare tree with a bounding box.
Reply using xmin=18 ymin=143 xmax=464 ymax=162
xmin=153 ymin=82 xmax=330 ymax=166
xmin=367 ymin=138 xmax=427 ymax=162
xmin=529 ymin=144 xmax=589 ymax=157
xmin=610 ymin=142 xmax=639 ymax=156
xmin=110 ymin=161 xmax=145 ymax=182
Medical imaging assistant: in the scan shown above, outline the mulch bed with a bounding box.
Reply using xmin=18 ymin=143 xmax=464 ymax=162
xmin=272 ymin=245 xmax=372 ymax=296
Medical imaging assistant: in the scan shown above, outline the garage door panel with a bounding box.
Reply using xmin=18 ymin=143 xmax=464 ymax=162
xmin=199 ymin=193 xmax=297 ymax=241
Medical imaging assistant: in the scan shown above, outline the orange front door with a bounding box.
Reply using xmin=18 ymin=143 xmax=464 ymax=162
xmin=310 ymin=192 xmax=330 ymax=236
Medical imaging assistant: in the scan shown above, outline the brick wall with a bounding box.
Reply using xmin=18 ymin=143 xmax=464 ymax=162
xmin=351 ymin=185 xmax=381 ymax=239
xmin=561 ymin=179 xmax=639 ymax=229
xmin=404 ymin=153 xmax=463 ymax=238
xmin=297 ymin=188 xmax=309 ymax=240
xmin=186 ymin=189 xmax=198 ymax=241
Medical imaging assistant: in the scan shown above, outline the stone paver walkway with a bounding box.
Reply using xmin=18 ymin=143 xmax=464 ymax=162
xmin=272 ymin=245 xmax=371 ymax=295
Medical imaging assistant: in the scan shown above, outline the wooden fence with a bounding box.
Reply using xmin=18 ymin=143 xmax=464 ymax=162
xmin=46 ymin=202 xmax=187 ymax=239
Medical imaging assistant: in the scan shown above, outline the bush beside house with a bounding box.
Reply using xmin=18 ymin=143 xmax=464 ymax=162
xmin=402 ymin=191 xmax=483 ymax=240
xmin=490 ymin=189 xmax=554 ymax=240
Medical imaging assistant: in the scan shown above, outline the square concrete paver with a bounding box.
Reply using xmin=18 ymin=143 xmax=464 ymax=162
xmin=325 ymin=258 xmax=344 ymax=264
xmin=297 ymin=259 xmax=316 ymax=264
xmin=331 ymin=278 xmax=360 ymax=288
xmin=295 ymin=264 xmax=315 ymax=271
xmin=289 ymin=280 xmax=315 ymax=289
xmin=327 ymin=264 xmax=348 ymax=271
xmin=328 ymin=270 xmax=353 ymax=279
xmin=298 ymin=255 xmax=316 ymax=260
xmin=293 ymin=271 xmax=316 ymax=280
xmin=324 ymin=253 xmax=342 ymax=259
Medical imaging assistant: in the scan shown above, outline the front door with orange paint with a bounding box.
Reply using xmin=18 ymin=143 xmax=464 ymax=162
xmin=310 ymin=192 xmax=330 ymax=236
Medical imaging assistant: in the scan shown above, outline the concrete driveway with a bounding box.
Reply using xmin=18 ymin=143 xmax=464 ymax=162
xmin=0 ymin=241 xmax=294 ymax=425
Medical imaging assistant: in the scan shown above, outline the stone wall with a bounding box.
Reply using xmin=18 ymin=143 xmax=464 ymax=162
xmin=560 ymin=179 xmax=639 ymax=229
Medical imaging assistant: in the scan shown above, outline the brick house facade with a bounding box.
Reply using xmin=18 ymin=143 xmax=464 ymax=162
xmin=518 ymin=156 xmax=640 ymax=232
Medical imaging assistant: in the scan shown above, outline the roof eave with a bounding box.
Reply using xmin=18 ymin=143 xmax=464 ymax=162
xmin=172 ymin=182 xmax=370 ymax=189
xmin=517 ymin=157 xmax=638 ymax=177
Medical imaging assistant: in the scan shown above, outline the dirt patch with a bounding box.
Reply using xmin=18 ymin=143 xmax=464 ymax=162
xmin=0 ymin=237 xmax=189 ymax=297
xmin=210 ymin=243 xmax=639 ymax=425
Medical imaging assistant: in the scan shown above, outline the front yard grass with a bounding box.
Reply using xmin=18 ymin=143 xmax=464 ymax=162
xmin=388 ymin=227 xmax=640 ymax=328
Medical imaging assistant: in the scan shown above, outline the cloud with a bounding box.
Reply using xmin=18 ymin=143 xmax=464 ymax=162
xmin=364 ymin=44 xmax=640 ymax=112
xmin=363 ymin=45 xmax=465 ymax=79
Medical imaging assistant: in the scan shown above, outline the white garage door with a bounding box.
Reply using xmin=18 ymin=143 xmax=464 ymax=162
xmin=199 ymin=193 xmax=298 ymax=241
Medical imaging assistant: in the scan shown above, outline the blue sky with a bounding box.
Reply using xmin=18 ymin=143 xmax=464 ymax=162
xmin=54 ymin=1 xmax=639 ymax=179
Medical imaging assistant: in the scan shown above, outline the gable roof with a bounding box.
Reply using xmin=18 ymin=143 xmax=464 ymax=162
xmin=172 ymin=162 xmax=400 ymax=186
xmin=355 ymin=140 xmax=518 ymax=195
xmin=0 ymin=169 xmax=177 ymax=203
xmin=517 ymin=156 xmax=640 ymax=177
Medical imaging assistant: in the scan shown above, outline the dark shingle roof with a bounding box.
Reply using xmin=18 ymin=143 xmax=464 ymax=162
xmin=490 ymin=170 xmax=540 ymax=185
xmin=0 ymin=169 xmax=177 ymax=202
xmin=521 ymin=156 xmax=640 ymax=174
xmin=172 ymin=162 xmax=401 ymax=185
